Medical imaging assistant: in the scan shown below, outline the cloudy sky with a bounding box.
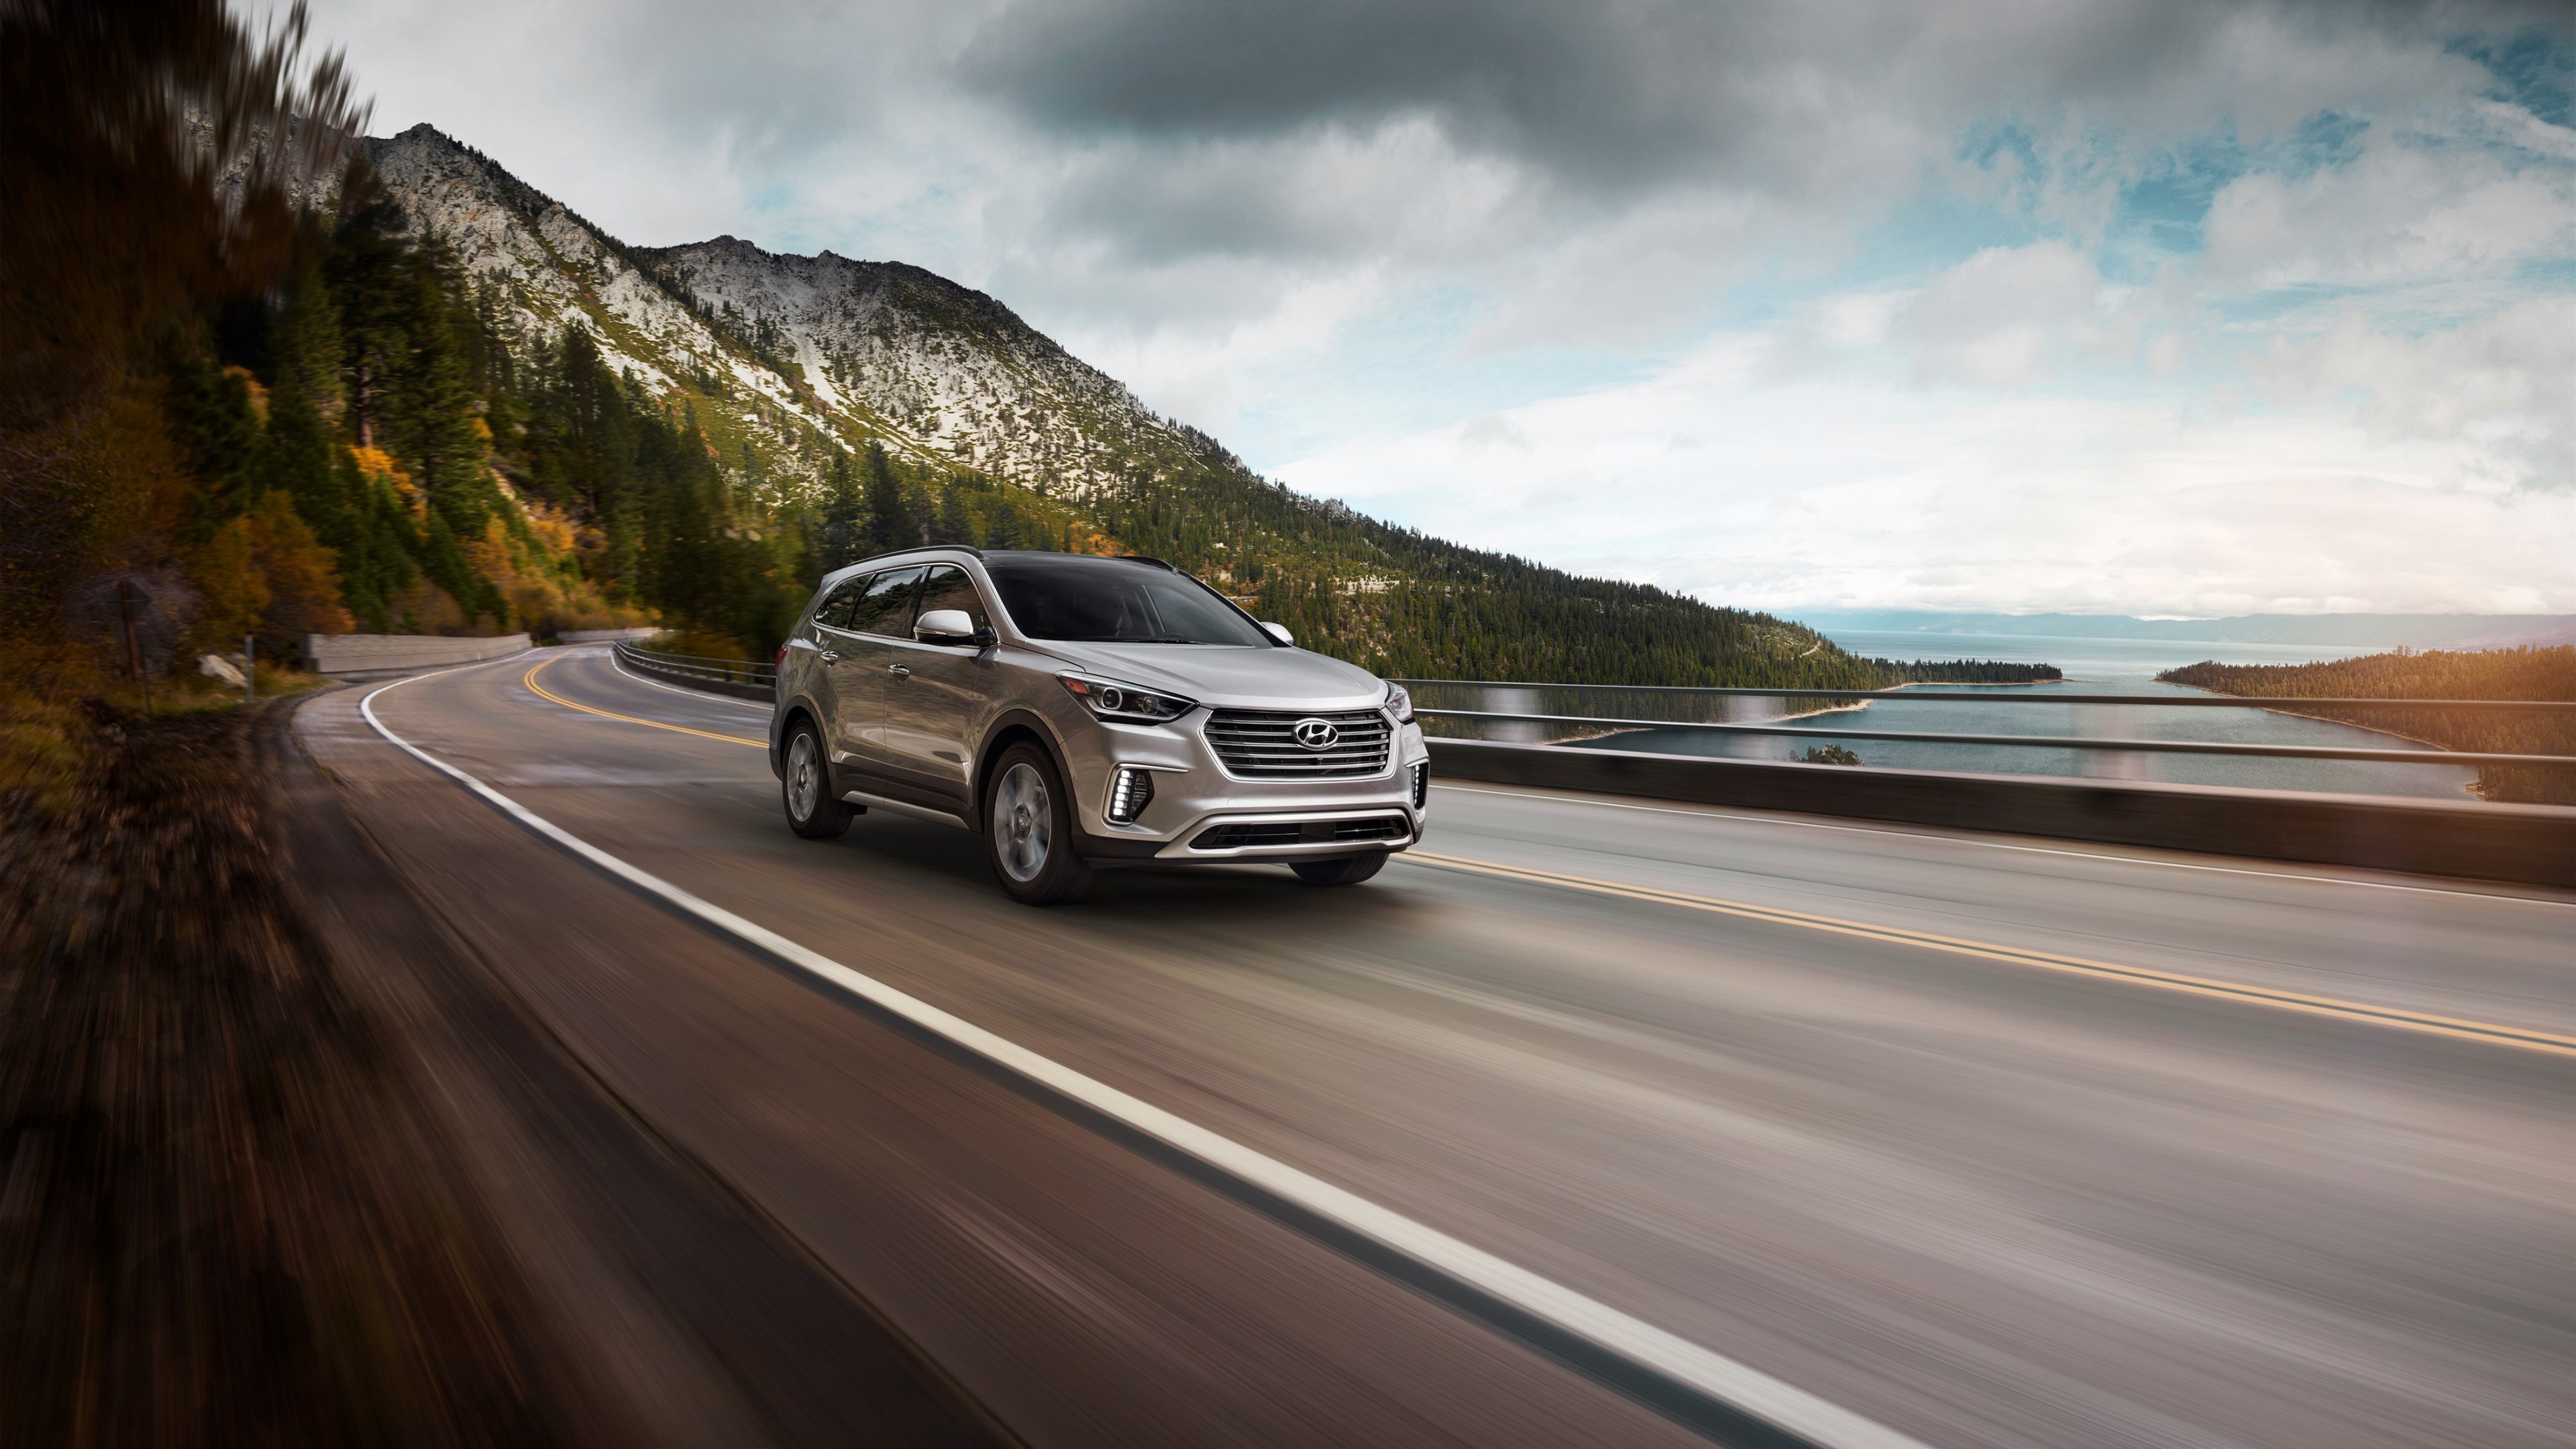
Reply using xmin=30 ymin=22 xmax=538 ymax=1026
xmin=286 ymin=0 xmax=2575 ymax=616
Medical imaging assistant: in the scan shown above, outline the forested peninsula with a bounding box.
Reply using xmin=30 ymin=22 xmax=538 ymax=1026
xmin=2161 ymin=647 xmax=2576 ymax=804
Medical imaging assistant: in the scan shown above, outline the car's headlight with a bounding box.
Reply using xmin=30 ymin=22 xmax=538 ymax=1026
xmin=1059 ymin=674 xmax=1196 ymax=723
xmin=1384 ymin=681 xmax=1414 ymax=724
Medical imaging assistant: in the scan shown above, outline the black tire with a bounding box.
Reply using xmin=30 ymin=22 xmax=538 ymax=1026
xmin=984 ymin=741 xmax=1093 ymax=904
xmin=781 ymin=719 xmax=853 ymax=839
xmin=1291 ymin=852 xmax=1387 ymax=886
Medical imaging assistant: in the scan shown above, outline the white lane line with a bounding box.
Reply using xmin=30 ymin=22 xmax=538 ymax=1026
xmin=606 ymin=647 xmax=775 ymax=712
xmin=356 ymin=669 xmax=1923 ymax=1449
xmin=1431 ymin=782 xmax=2576 ymax=909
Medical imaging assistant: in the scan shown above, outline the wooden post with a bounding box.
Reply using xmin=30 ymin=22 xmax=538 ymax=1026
xmin=117 ymin=578 xmax=152 ymax=716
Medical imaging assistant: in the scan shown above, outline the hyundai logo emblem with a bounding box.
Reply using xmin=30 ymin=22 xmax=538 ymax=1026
xmin=1291 ymin=718 xmax=1341 ymax=751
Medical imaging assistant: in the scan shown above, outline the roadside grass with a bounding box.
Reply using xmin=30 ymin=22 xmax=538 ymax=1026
xmin=643 ymin=628 xmax=753 ymax=661
xmin=1 ymin=661 xmax=333 ymax=823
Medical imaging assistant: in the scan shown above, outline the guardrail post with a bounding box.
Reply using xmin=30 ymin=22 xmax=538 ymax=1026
xmin=1485 ymin=686 xmax=1545 ymax=743
xmin=1732 ymin=692 xmax=1787 ymax=761
xmin=2088 ymin=702 xmax=2146 ymax=781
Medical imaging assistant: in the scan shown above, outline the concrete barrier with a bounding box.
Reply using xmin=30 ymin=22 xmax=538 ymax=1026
xmin=559 ymin=627 xmax=658 ymax=643
xmin=1426 ymin=738 xmax=2576 ymax=891
xmin=303 ymin=632 xmax=531 ymax=678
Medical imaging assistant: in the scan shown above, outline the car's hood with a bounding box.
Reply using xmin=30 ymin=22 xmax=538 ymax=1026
xmin=1034 ymin=641 xmax=1387 ymax=712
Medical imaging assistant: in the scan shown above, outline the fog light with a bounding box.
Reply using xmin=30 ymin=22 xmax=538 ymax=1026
xmin=1410 ymin=761 xmax=1429 ymax=810
xmin=1107 ymin=765 xmax=1155 ymax=824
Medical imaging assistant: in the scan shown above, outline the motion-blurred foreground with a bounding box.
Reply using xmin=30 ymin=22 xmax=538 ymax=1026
xmin=5 ymin=4 xmax=2575 ymax=1448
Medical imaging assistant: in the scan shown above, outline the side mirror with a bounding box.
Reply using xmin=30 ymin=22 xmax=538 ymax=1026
xmin=1260 ymin=622 xmax=1295 ymax=647
xmin=916 ymin=609 xmax=984 ymax=645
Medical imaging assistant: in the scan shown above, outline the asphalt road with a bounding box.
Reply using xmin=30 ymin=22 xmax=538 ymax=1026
xmin=298 ymin=647 xmax=2576 ymax=1449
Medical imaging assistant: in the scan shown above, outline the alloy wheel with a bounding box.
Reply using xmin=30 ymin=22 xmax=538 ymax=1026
xmin=994 ymin=761 xmax=1051 ymax=881
xmin=788 ymin=731 xmax=819 ymax=821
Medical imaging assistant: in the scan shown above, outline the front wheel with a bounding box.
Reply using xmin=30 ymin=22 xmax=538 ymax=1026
xmin=985 ymin=742 xmax=1093 ymax=904
xmin=1291 ymin=853 xmax=1387 ymax=886
xmin=782 ymin=721 xmax=852 ymax=839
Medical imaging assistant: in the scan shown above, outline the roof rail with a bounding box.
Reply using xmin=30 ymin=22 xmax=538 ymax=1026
xmin=981 ymin=549 xmax=1178 ymax=571
xmin=849 ymin=543 xmax=984 ymax=567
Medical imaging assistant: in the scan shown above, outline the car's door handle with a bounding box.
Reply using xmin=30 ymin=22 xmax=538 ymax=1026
xmin=818 ymin=650 xmax=839 ymax=667
xmin=887 ymin=664 xmax=912 ymax=678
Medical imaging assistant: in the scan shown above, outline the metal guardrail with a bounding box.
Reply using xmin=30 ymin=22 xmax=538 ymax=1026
xmin=1407 ymin=708 xmax=2569 ymax=768
xmin=1391 ymin=679 xmax=2576 ymax=712
xmin=592 ymin=650 xmax=2571 ymax=777
xmin=1391 ymin=679 xmax=2576 ymax=778
xmin=614 ymin=642 xmax=777 ymax=692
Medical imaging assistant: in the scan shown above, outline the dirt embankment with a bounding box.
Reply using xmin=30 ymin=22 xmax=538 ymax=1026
xmin=0 ymin=701 xmax=574 ymax=1446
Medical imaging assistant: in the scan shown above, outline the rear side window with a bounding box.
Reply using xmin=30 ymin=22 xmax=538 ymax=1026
xmin=913 ymin=566 xmax=990 ymax=633
xmin=812 ymin=574 xmax=870 ymax=631
xmin=846 ymin=566 xmax=925 ymax=637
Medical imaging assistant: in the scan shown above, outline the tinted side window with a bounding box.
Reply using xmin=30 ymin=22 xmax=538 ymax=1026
xmin=812 ymin=574 xmax=870 ymax=630
xmin=847 ymin=566 xmax=925 ymax=637
xmin=912 ymin=566 xmax=989 ymax=634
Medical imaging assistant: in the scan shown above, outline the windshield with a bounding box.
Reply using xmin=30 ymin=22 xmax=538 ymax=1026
xmin=983 ymin=554 xmax=1269 ymax=646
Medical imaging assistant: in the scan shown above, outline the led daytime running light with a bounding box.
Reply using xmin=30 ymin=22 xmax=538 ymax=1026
xmin=1107 ymin=765 xmax=1155 ymax=824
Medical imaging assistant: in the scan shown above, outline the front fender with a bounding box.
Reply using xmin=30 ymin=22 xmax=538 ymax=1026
xmin=969 ymin=706 xmax=1081 ymax=832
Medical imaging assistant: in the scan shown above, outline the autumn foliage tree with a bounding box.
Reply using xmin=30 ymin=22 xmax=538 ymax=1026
xmin=1 ymin=0 xmax=366 ymax=696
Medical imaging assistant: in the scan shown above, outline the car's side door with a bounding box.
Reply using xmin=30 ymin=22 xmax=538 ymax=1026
xmin=791 ymin=572 xmax=869 ymax=760
xmin=829 ymin=565 xmax=925 ymax=781
xmin=872 ymin=564 xmax=997 ymax=812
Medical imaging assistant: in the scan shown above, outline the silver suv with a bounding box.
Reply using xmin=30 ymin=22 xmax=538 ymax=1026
xmin=769 ymin=547 xmax=1429 ymax=904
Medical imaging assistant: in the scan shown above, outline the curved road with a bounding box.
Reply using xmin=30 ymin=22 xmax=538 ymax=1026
xmin=295 ymin=648 xmax=2576 ymax=1449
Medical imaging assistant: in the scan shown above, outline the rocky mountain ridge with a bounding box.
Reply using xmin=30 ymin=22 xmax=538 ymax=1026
xmin=361 ymin=123 xmax=1189 ymax=498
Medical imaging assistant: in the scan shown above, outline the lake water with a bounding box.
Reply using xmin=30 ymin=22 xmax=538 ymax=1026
xmin=1568 ymin=629 xmax=2483 ymax=801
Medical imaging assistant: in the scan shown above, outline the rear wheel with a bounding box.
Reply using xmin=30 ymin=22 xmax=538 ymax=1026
xmin=1291 ymin=853 xmax=1387 ymax=886
xmin=781 ymin=721 xmax=852 ymax=839
xmin=985 ymin=742 xmax=1093 ymax=904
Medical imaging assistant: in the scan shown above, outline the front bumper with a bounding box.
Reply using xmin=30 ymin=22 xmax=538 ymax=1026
xmin=1059 ymin=708 xmax=1430 ymax=863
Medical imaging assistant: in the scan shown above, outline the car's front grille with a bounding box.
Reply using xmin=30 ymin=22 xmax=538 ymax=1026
xmin=1203 ymin=708 xmax=1391 ymax=778
xmin=1191 ymin=816 xmax=1408 ymax=851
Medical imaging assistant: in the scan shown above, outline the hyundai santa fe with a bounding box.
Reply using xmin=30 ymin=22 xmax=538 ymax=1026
xmin=769 ymin=547 xmax=1430 ymax=904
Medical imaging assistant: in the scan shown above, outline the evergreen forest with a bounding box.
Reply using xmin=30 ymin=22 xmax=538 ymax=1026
xmin=2161 ymin=648 xmax=2576 ymax=804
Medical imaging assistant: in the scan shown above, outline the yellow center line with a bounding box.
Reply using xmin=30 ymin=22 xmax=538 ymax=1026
xmin=1401 ymin=849 xmax=2576 ymax=1059
xmin=523 ymin=655 xmax=765 ymax=749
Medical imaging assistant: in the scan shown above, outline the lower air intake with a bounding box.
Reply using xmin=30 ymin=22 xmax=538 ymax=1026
xmin=1191 ymin=816 xmax=1409 ymax=851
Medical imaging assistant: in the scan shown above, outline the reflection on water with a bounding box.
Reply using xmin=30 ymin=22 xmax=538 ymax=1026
xmin=1575 ymin=631 xmax=2484 ymax=802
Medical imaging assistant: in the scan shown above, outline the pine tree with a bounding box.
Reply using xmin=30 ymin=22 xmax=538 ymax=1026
xmin=816 ymin=449 xmax=865 ymax=570
xmin=860 ymin=440 xmax=907 ymax=554
xmin=934 ymin=484 xmax=974 ymax=546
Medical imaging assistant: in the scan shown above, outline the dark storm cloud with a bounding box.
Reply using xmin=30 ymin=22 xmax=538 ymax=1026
xmin=960 ymin=0 xmax=2571 ymax=199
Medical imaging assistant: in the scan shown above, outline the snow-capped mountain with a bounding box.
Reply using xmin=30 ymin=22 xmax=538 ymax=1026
xmin=633 ymin=237 xmax=1183 ymax=491
xmin=360 ymin=123 xmax=1191 ymax=496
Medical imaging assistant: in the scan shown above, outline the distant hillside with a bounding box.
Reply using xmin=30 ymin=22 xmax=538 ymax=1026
xmin=2161 ymin=647 xmax=2576 ymax=804
xmin=356 ymin=122 xmax=2005 ymax=688
xmin=1803 ymin=610 xmax=2576 ymax=650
